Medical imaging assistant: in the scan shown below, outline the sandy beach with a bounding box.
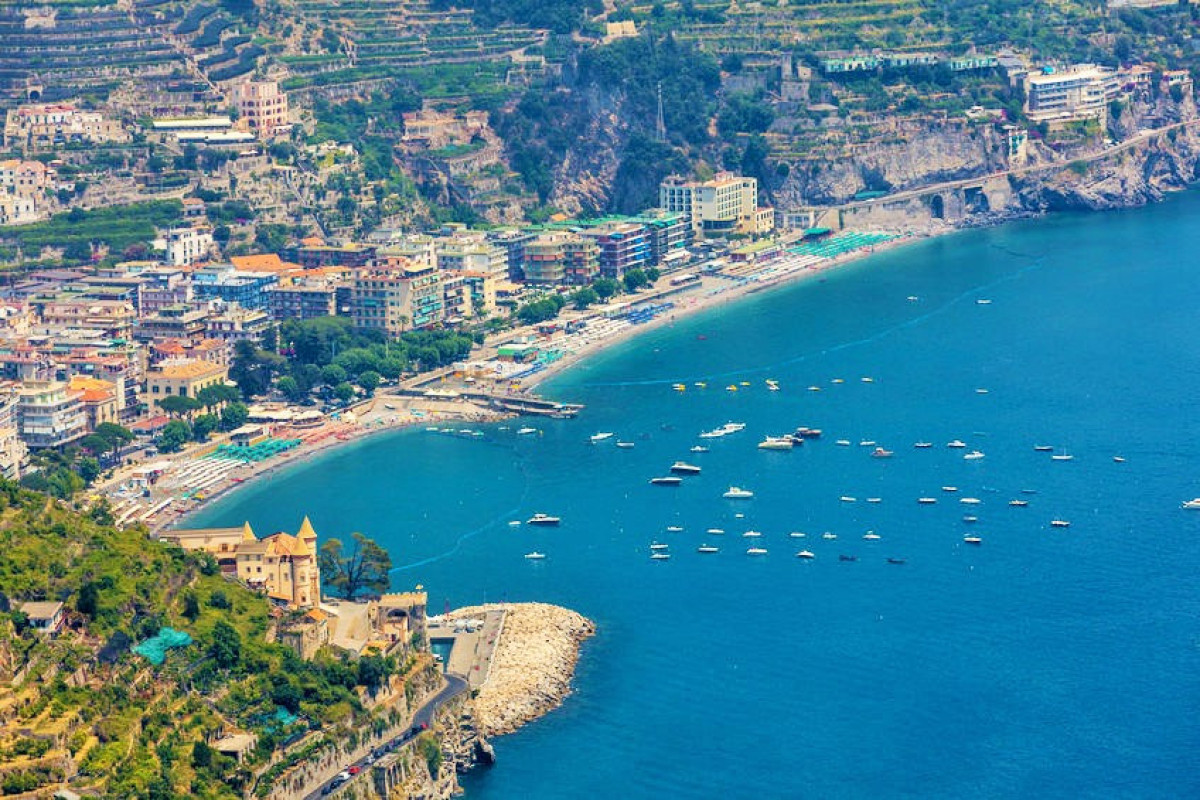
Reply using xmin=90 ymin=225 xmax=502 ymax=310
xmin=119 ymin=227 xmax=930 ymax=534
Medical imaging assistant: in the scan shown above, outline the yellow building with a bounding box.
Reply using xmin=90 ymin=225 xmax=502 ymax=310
xmin=146 ymin=358 xmax=229 ymax=405
xmin=67 ymin=375 xmax=119 ymax=431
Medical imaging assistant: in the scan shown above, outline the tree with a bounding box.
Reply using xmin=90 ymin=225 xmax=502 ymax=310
xmin=220 ymin=402 xmax=249 ymax=431
xmin=182 ymin=592 xmax=200 ymax=621
xmin=158 ymin=395 xmax=202 ymax=417
xmin=192 ymin=414 xmax=219 ymax=442
xmin=593 ymin=277 xmax=619 ymax=300
xmin=645 ymin=267 xmax=661 ymax=284
xmin=197 ymin=384 xmax=240 ymax=411
xmin=158 ymin=420 xmax=191 ymax=453
xmin=320 ymin=364 xmax=347 ymax=386
xmin=623 ymin=268 xmax=649 ymax=293
xmin=571 ymin=286 xmax=599 ymax=309
xmin=334 ymin=382 xmax=356 ymax=403
xmin=77 ymin=581 xmax=100 ymax=617
xmin=209 ymin=620 xmax=241 ymax=669
xmin=94 ymin=422 xmax=134 ymax=462
xmin=192 ymin=740 xmax=213 ymax=769
xmin=275 ymin=376 xmax=304 ymax=402
xmin=357 ymin=370 xmax=380 ymax=394
xmin=319 ymin=532 xmax=393 ymax=599
xmin=77 ymin=457 xmax=101 ymax=485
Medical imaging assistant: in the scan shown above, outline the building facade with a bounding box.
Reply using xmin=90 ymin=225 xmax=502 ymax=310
xmin=352 ymin=259 xmax=444 ymax=334
xmin=145 ymin=358 xmax=229 ymax=403
xmin=230 ymin=81 xmax=290 ymax=136
xmin=1026 ymin=65 xmax=1119 ymax=124
xmin=17 ymin=381 xmax=87 ymax=449
xmin=660 ymin=172 xmax=772 ymax=236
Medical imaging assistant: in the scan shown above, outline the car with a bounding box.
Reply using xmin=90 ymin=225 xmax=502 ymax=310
xmin=348 ymin=766 xmax=361 ymax=775
xmin=334 ymin=771 xmax=350 ymax=781
xmin=410 ymin=722 xmax=428 ymax=736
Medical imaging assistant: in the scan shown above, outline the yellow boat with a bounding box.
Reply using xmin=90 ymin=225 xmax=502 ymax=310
xmin=726 ymin=385 xmax=738 ymax=392
xmin=739 ymin=381 xmax=751 ymax=387
xmin=673 ymin=383 xmax=686 ymax=392
xmin=695 ymin=382 xmax=707 ymax=388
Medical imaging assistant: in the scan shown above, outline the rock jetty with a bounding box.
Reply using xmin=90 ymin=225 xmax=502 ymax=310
xmin=453 ymin=602 xmax=595 ymax=736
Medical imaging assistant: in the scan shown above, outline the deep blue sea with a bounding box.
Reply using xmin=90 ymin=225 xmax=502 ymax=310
xmin=190 ymin=195 xmax=1200 ymax=798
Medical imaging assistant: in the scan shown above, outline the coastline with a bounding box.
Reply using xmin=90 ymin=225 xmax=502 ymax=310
xmin=147 ymin=223 xmax=942 ymax=534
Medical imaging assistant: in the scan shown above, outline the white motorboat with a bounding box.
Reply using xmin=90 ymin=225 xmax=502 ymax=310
xmin=840 ymin=496 xmax=857 ymax=503
xmin=758 ymin=436 xmax=794 ymax=451
xmin=960 ymin=497 xmax=982 ymax=505
xmin=789 ymin=531 xmax=806 ymax=538
xmin=863 ymin=532 xmax=881 ymax=540
xmin=867 ymin=497 xmax=882 ymax=504
xmin=942 ymin=486 xmax=958 ymax=493
xmin=721 ymin=422 xmax=747 ymax=433
xmin=914 ymin=441 xmax=933 ymax=448
xmin=766 ymin=380 xmax=780 ymax=391
xmin=742 ymin=530 xmax=763 ymax=538
xmin=917 ymin=497 xmax=937 ymax=504
xmin=975 ymin=388 xmax=989 ymax=394
xmin=666 ymin=525 xmax=684 ymax=532
xmin=1033 ymin=445 xmax=1054 ymax=452
xmin=861 ymin=377 xmax=875 ymax=383
xmin=947 ymin=440 xmax=967 ymax=448
xmin=1051 ymin=452 xmax=1074 ymax=462
xmin=723 ymin=486 xmax=754 ymax=499
xmin=706 ymin=528 xmax=726 ymax=535
xmin=527 ymin=513 xmax=561 ymax=526
xmin=822 ymin=532 xmax=837 ymax=540
xmin=649 ymin=542 xmax=670 ymax=550
xmin=963 ymin=535 xmax=983 ymax=545
xmin=1009 ymin=499 xmax=1029 ymax=507
xmin=796 ymin=550 xmax=815 ymax=559
xmin=746 ymin=547 xmax=768 ymax=556
xmin=616 ymin=441 xmax=635 ymax=449
xmin=1113 ymin=456 xmax=1126 ymax=463
xmin=976 ymin=299 xmax=992 ymax=305
xmin=871 ymin=447 xmax=893 ymax=458
xmin=517 ymin=427 xmax=538 ymax=435
xmin=651 ymin=552 xmax=671 ymax=561
xmin=590 ymin=432 xmax=614 ymax=443
xmin=860 ymin=440 xmax=877 ymax=447
xmin=1050 ymin=519 xmax=1071 ymax=528
xmin=808 ymin=385 xmax=822 ymax=392
xmin=690 ymin=445 xmax=710 ymax=453
xmin=962 ymin=515 xmax=978 ymax=523
xmin=963 ymin=450 xmax=985 ymax=460
xmin=670 ymin=461 xmax=702 ymax=475
xmin=650 ymin=476 xmax=683 ymax=486
xmin=1183 ymin=498 xmax=1200 ymax=510
xmin=697 ymin=545 xmax=719 ymax=553
xmin=836 ymin=439 xmax=852 ymax=446
xmin=524 ymin=552 xmax=546 ymax=560
xmin=698 ymin=429 xmax=726 ymax=439
xmin=832 ymin=378 xmax=845 ymax=384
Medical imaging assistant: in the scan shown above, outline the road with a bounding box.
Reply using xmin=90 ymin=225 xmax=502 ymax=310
xmin=299 ymin=673 xmax=469 ymax=800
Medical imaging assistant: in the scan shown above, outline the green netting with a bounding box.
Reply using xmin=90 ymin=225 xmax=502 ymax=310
xmin=133 ymin=627 xmax=193 ymax=665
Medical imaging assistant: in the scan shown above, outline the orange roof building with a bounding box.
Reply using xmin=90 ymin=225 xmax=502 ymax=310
xmin=235 ymin=517 xmax=321 ymax=608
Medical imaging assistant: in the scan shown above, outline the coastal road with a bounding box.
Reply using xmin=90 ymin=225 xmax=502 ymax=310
xmin=299 ymin=673 xmax=469 ymax=800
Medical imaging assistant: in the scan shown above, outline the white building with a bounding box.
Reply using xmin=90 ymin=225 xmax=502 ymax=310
xmin=162 ymin=226 xmax=215 ymax=267
xmin=1026 ymin=65 xmax=1119 ymax=124
xmin=659 ymin=172 xmax=773 ymax=237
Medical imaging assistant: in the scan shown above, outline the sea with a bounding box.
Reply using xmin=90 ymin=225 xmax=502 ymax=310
xmin=189 ymin=194 xmax=1200 ymax=798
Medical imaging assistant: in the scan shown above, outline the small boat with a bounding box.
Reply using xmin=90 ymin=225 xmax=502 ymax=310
xmin=840 ymin=496 xmax=857 ymax=503
xmin=976 ymin=299 xmax=992 ymax=305
xmin=886 ymin=557 xmax=907 ymax=564
xmin=508 ymin=520 xmax=522 ymax=527
xmin=742 ymin=530 xmax=763 ymax=538
xmin=383 ymin=403 xmax=396 ymax=410
xmin=836 ymin=439 xmax=851 ymax=446
xmin=651 ymin=552 xmax=671 ymax=561
xmin=963 ymin=535 xmax=983 ymax=545
xmin=839 ymin=554 xmax=859 ymax=562
xmin=590 ymin=432 xmax=614 ymax=443
xmin=822 ymin=532 xmax=837 ymax=540
xmin=722 ymin=422 xmax=747 ymax=433
xmin=758 ymin=436 xmax=794 ymax=451
xmin=1021 ymin=488 xmax=1038 ymax=495
xmin=726 ymin=384 xmax=738 ymax=392
xmin=871 ymin=447 xmax=893 ymax=458
xmin=1183 ymin=498 xmax=1200 ymax=510
xmin=795 ymin=428 xmax=822 ymax=439
xmin=789 ymin=531 xmax=806 ymax=538
xmin=1050 ymin=519 xmax=1071 ymax=528
xmin=650 ymin=542 xmax=669 ymax=550
xmin=962 ymin=515 xmax=978 ymax=523
xmin=695 ymin=382 xmax=707 ymax=388
xmin=960 ymin=497 xmax=981 ymax=505
xmin=746 ymin=547 xmax=768 ymax=556
xmin=963 ymin=450 xmax=985 ymax=460
xmin=863 ymin=533 xmax=881 ymax=540
xmin=907 ymin=295 xmax=919 ymax=301
xmin=861 ymin=377 xmax=874 ymax=383
xmin=690 ymin=445 xmax=710 ymax=453
xmin=947 ymin=440 xmax=967 ymax=448
xmin=698 ymin=429 xmax=726 ymax=439
xmin=808 ymin=386 xmax=822 ymax=392
xmin=867 ymin=497 xmax=882 ymax=504
xmin=1051 ymin=453 xmax=1074 ymax=462
xmin=723 ymin=487 xmax=754 ymax=499
xmin=527 ymin=513 xmax=561 ymax=526
xmin=616 ymin=441 xmax=635 ymax=449
xmin=524 ymin=552 xmax=546 ymax=560
xmin=860 ymin=440 xmax=877 ymax=447
xmin=650 ymin=476 xmax=683 ymax=486
xmin=796 ymin=550 xmax=815 ymax=559
xmin=1009 ymin=500 xmax=1029 ymax=507
xmin=914 ymin=442 xmax=933 ymax=448
xmin=942 ymin=486 xmax=958 ymax=493
xmin=917 ymin=497 xmax=937 ymax=505
xmin=1113 ymin=456 xmax=1126 ymax=463
xmin=673 ymin=383 xmax=686 ymax=392
xmin=739 ymin=381 xmax=751 ymax=387
xmin=1033 ymin=445 xmax=1054 ymax=452
xmin=666 ymin=525 xmax=683 ymax=532
xmin=832 ymin=378 xmax=845 ymax=384
xmin=517 ymin=427 xmax=538 ymax=435
xmin=975 ymin=388 xmax=989 ymax=394
xmin=706 ymin=528 xmax=725 ymax=535
xmin=670 ymin=461 xmax=702 ymax=475
xmin=697 ymin=545 xmax=719 ymax=553
xmin=766 ymin=380 xmax=780 ymax=391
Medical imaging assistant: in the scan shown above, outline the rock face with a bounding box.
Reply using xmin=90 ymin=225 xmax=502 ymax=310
xmin=452 ymin=603 xmax=595 ymax=737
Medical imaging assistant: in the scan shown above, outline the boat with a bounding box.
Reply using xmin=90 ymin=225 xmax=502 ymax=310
xmin=886 ymin=557 xmax=907 ymax=564
xmin=722 ymin=422 xmax=747 ymax=433
xmin=839 ymin=496 xmax=857 ymax=503
xmin=976 ymin=299 xmax=992 ymax=305
xmin=669 ymin=461 xmax=702 ymax=475
xmin=651 ymin=552 xmax=671 ymax=561
xmin=766 ymin=380 xmax=780 ymax=391
xmin=742 ymin=530 xmax=763 ymax=538
xmin=859 ymin=440 xmax=877 ymax=447
xmin=1051 ymin=452 xmax=1074 ymax=462
xmin=962 ymin=515 xmax=978 ymax=523
xmin=867 ymin=497 xmax=882 ymax=504
xmin=942 ymin=486 xmax=958 ymax=493
xmin=947 ymin=440 xmax=967 ymax=448
xmin=963 ymin=450 xmax=985 ymax=460
xmin=690 ymin=445 xmax=710 ymax=453
xmin=808 ymin=386 xmax=822 ymax=392
xmin=1033 ymin=445 xmax=1054 ymax=452
xmin=517 ymin=427 xmax=538 ymax=435
xmin=1021 ymin=488 xmax=1038 ymax=495
xmin=383 ymin=403 xmax=396 ymax=410
xmin=726 ymin=385 xmax=738 ymax=392
xmin=907 ymin=295 xmax=919 ymax=301
xmin=863 ymin=533 xmax=881 ymax=540
xmin=649 ymin=542 xmax=669 ymax=550
xmin=1050 ymin=520 xmax=1071 ymax=528
xmin=508 ymin=521 xmax=522 ymax=527
xmin=839 ymin=554 xmax=859 ymax=562
xmin=740 ymin=381 xmax=751 ymax=387
xmin=524 ymin=552 xmax=546 ymax=560
xmin=706 ymin=528 xmax=725 ymax=535
xmin=795 ymin=427 xmax=822 ymax=439
xmin=960 ymin=497 xmax=981 ymax=505
xmin=836 ymin=439 xmax=851 ymax=446
xmin=914 ymin=442 xmax=933 ymax=448
xmin=822 ymin=532 xmax=837 ymax=540
xmin=758 ymin=436 xmax=795 ymax=451
xmin=673 ymin=383 xmax=686 ymax=392
xmin=796 ymin=550 xmax=815 ymax=559
xmin=1009 ymin=500 xmax=1029 ymax=507
xmin=616 ymin=441 xmax=635 ymax=449
xmin=861 ymin=377 xmax=875 ymax=383
xmin=698 ymin=429 xmax=726 ymax=439
xmin=975 ymin=388 xmax=989 ymax=394
xmin=697 ymin=545 xmax=719 ymax=554
xmin=650 ymin=476 xmax=683 ymax=486
xmin=963 ymin=535 xmax=983 ymax=545
xmin=789 ymin=531 xmax=806 ymax=538
xmin=527 ymin=513 xmax=561 ymax=526
xmin=746 ymin=547 xmax=768 ymax=556
xmin=917 ymin=497 xmax=937 ymax=504
xmin=723 ymin=487 xmax=754 ymax=499
xmin=666 ymin=525 xmax=684 ymax=532
xmin=1183 ymin=498 xmax=1200 ymax=510
xmin=1113 ymin=456 xmax=1126 ymax=463
xmin=695 ymin=382 xmax=707 ymax=388
xmin=590 ymin=432 xmax=614 ymax=443
xmin=871 ymin=447 xmax=894 ymax=458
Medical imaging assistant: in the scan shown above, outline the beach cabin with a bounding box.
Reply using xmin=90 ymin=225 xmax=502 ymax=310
xmin=229 ymin=423 xmax=269 ymax=447
xmin=497 ymin=342 xmax=540 ymax=364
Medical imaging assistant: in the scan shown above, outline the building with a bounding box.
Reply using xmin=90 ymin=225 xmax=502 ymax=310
xmin=401 ymin=109 xmax=488 ymax=149
xmin=352 ymin=259 xmax=444 ymax=333
xmin=17 ymin=381 xmax=87 ymax=449
xmin=639 ymin=211 xmax=692 ymax=266
xmin=145 ymin=358 xmax=229 ymax=404
xmin=67 ymin=375 xmax=119 ymax=431
xmin=435 ymin=236 xmax=509 ymax=280
xmin=581 ymin=221 xmax=651 ymax=281
xmin=205 ymin=304 xmax=273 ymax=343
xmin=442 ymin=270 xmax=497 ymax=323
xmin=38 ymin=299 xmax=136 ymax=340
xmin=266 ymin=283 xmax=338 ymax=321
xmin=293 ymin=240 xmax=376 ymax=269
xmin=135 ymin=304 xmax=211 ymax=342
xmin=523 ymin=232 xmax=599 ymax=285
xmin=162 ymin=225 xmax=215 ymax=267
xmin=3 ymin=103 xmax=128 ymax=152
xmin=192 ymin=264 xmax=278 ymax=310
xmin=0 ymin=390 xmax=27 ymax=479
xmin=149 ymin=337 xmax=228 ymax=367
xmin=160 ymin=518 xmax=322 ymax=609
xmin=659 ymin=172 xmax=772 ymax=236
xmin=1026 ymin=65 xmax=1119 ymax=124
xmin=486 ymin=229 xmax=538 ymax=281
xmin=229 ymin=81 xmax=290 ymax=137
xmin=17 ymin=601 xmax=64 ymax=635
xmin=372 ymin=591 xmax=428 ymax=648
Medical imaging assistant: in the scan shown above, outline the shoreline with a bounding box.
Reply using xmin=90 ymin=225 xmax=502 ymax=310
xmin=147 ymin=223 xmax=946 ymax=533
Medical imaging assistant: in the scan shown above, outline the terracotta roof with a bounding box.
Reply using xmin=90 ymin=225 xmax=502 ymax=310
xmin=154 ymin=360 xmax=226 ymax=380
xmin=263 ymin=531 xmax=313 ymax=558
xmin=230 ymin=254 xmax=300 ymax=273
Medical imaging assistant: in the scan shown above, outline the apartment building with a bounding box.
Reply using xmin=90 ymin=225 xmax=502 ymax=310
xmin=229 ymin=81 xmax=290 ymax=137
xmin=145 ymin=358 xmax=229 ymax=402
xmin=581 ymin=222 xmax=651 ymax=281
xmin=3 ymin=103 xmax=129 ymax=151
xmin=659 ymin=172 xmax=773 ymax=236
xmin=352 ymin=258 xmax=445 ymax=334
xmin=17 ymin=381 xmax=87 ymax=449
xmin=163 ymin=225 xmax=215 ymax=267
xmin=1026 ymin=64 xmax=1119 ymax=124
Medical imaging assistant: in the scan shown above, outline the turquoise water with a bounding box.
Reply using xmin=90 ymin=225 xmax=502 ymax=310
xmin=191 ymin=195 xmax=1200 ymax=797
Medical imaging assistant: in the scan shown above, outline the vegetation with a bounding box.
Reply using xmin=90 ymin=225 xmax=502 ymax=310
xmin=0 ymin=201 xmax=182 ymax=261
xmin=318 ymin=532 xmax=393 ymax=599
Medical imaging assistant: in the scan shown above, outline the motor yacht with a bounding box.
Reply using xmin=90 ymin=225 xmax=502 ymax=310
xmin=723 ymin=487 xmax=755 ymax=499
xmin=527 ymin=513 xmax=561 ymax=526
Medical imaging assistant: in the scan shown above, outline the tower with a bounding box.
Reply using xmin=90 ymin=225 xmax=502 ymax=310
xmin=656 ymin=82 xmax=667 ymax=143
